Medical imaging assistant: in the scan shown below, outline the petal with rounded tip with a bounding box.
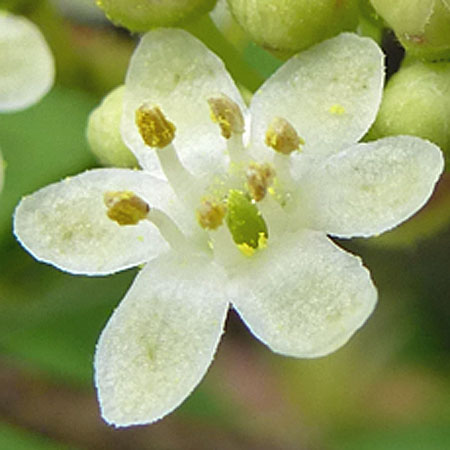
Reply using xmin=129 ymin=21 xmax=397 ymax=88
xmin=122 ymin=28 xmax=246 ymax=181
xmin=0 ymin=14 xmax=54 ymax=112
xmin=13 ymin=169 xmax=185 ymax=275
xmin=231 ymin=230 xmax=377 ymax=358
xmin=249 ymin=33 xmax=384 ymax=162
xmin=301 ymin=136 xmax=444 ymax=238
xmin=95 ymin=254 xmax=229 ymax=427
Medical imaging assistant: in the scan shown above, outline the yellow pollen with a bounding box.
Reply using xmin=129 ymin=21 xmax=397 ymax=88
xmin=207 ymin=94 xmax=244 ymax=139
xmin=329 ymin=104 xmax=346 ymax=115
xmin=246 ymin=162 xmax=276 ymax=202
xmin=135 ymin=104 xmax=176 ymax=149
xmin=237 ymin=232 xmax=268 ymax=257
xmin=104 ymin=191 xmax=149 ymax=226
xmin=265 ymin=117 xmax=304 ymax=155
xmin=196 ymin=198 xmax=227 ymax=230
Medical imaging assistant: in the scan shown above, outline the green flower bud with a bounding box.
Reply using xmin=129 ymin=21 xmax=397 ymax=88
xmin=87 ymin=85 xmax=138 ymax=168
xmin=370 ymin=0 xmax=450 ymax=60
xmin=226 ymin=0 xmax=359 ymax=55
xmin=95 ymin=0 xmax=218 ymax=32
xmin=369 ymin=60 xmax=450 ymax=166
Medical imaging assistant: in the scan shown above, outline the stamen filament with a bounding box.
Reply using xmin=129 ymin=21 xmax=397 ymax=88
xmin=147 ymin=208 xmax=189 ymax=253
xmin=156 ymin=143 xmax=201 ymax=205
xmin=227 ymin=133 xmax=245 ymax=163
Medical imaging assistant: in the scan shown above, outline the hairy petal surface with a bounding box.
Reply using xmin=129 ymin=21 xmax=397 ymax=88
xmin=122 ymin=28 xmax=246 ymax=180
xmin=14 ymin=169 xmax=182 ymax=275
xmin=95 ymin=254 xmax=229 ymax=426
xmin=0 ymin=13 xmax=54 ymax=112
xmin=231 ymin=231 xmax=377 ymax=358
xmin=250 ymin=33 xmax=384 ymax=161
xmin=301 ymin=136 xmax=444 ymax=238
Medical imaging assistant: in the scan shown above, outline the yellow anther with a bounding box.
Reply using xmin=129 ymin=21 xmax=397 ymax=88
xmin=135 ymin=104 xmax=176 ymax=149
xmin=196 ymin=198 xmax=227 ymax=230
xmin=329 ymin=104 xmax=346 ymax=115
xmin=265 ymin=117 xmax=304 ymax=155
xmin=104 ymin=191 xmax=149 ymax=226
xmin=207 ymin=94 xmax=244 ymax=139
xmin=246 ymin=162 xmax=276 ymax=202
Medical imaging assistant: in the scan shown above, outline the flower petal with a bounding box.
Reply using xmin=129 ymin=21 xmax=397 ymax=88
xmin=13 ymin=169 xmax=184 ymax=275
xmin=230 ymin=230 xmax=377 ymax=358
xmin=249 ymin=33 xmax=384 ymax=160
xmin=122 ymin=28 xmax=246 ymax=179
xmin=0 ymin=14 xmax=54 ymax=112
xmin=95 ymin=254 xmax=229 ymax=426
xmin=301 ymin=136 xmax=444 ymax=238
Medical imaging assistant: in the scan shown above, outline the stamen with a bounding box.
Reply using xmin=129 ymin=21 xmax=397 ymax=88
xmin=207 ymin=94 xmax=245 ymax=139
xmin=104 ymin=191 xmax=149 ymax=226
xmin=135 ymin=104 xmax=176 ymax=149
xmin=246 ymin=162 xmax=276 ymax=202
xmin=104 ymin=190 xmax=190 ymax=252
xmin=196 ymin=198 xmax=227 ymax=231
xmin=147 ymin=208 xmax=190 ymax=252
xmin=265 ymin=117 xmax=304 ymax=155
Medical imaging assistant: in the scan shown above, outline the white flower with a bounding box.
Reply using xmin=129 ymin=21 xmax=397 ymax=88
xmin=0 ymin=12 xmax=55 ymax=112
xmin=13 ymin=30 xmax=444 ymax=427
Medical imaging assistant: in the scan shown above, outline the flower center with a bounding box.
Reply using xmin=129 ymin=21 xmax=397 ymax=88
xmin=106 ymin=99 xmax=302 ymax=258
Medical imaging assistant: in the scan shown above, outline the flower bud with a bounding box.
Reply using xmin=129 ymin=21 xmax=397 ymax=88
xmin=95 ymin=0 xmax=218 ymax=32
xmin=370 ymin=0 xmax=450 ymax=60
xmin=226 ymin=0 xmax=359 ymax=55
xmin=87 ymin=86 xmax=138 ymax=168
xmin=369 ymin=60 xmax=450 ymax=166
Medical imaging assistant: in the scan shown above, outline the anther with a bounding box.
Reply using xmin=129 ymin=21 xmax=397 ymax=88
xmin=265 ymin=117 xmax=304 ymax=155
xmin=207 ymin=94 xmax=244 ymax=139
xmin=196 ymin=198 xmax=227 ymax=230
xmin=246 ymin=163 xmax=276 ymax=202
xmin=104 ymin=191 xmax=149 ymax=226
xmin=135 ymin=104 xmax=176 ymax=149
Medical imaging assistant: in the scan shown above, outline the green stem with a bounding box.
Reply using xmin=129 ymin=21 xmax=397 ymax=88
xmin=184 ymin=14 xmax=265 ymax=92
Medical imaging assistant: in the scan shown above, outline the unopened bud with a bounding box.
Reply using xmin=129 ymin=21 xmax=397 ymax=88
xmin=227 ymin=0 xmax=359 ymax=56
xmin=95 ymin=0 xmax=218 ymax=32
xmin=370 ymin=0 xmax=450 ymax=60
xmin=87 ymin=86 xmax=137 ymax=168
xmin=369 ymin=59 xmax=450 ymax=166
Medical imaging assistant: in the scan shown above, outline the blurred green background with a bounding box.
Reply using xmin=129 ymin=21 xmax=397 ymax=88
xmin=0 ymin=1 xmax=449 ymax=449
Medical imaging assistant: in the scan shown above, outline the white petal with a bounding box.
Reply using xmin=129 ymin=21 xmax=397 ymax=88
xmin=122 ymin=28 xmax=246 ymax=180
xmin=0 ymin=14 xmax=54 ymax=112
xmin=95 ymin=254 xmax=229 ymax=426
xmin=249 ymin=33 xmax=384 ymax=161
xmin=230 ymin=230 xmax=377 ymax=358
xmin=13 ymin=169 xmax=183 ymax=275
xmin=301 ymin=136 xmax=444 ymax=238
